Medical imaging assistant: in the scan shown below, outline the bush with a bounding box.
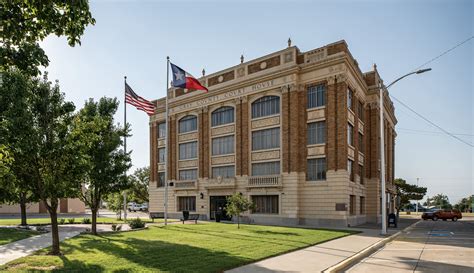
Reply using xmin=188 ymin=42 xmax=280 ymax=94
xmin=128 ymin=218 xmax=145 ymax=229
xmin=111 ymin=223 xmax=122 ymax=232
xmin=58 ymin=218 xmax=66 ymax=225
xmin=68 ymin=218 xmax=75 ymax=224
xmin=81 ymin=218 xmax=91 ymax=224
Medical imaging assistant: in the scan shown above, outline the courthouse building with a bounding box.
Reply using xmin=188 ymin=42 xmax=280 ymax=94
xmin=149 ymin=40 xmax=397 ymax=227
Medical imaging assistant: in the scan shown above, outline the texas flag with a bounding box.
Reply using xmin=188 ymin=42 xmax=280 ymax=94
xmin=170 ymin=63 xmax=208 ymax=92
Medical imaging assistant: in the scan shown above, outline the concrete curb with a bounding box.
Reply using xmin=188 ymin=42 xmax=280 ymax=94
xmin=322 ymin=220 xmax=421 ymax=273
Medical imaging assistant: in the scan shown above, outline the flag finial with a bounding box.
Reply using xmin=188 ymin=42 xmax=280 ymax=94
xmin=288 ymin=37 xmax=292 ymax=47
xmin=202 ymin=68 xmax=205 ymax=76
xmin=240 ymin=54 xmax=244 ymax=64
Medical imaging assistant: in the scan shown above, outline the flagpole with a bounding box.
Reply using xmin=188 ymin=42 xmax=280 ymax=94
xmin=164 ymin=56 xmax=170 ymax=226
xmin=123 ymin=76 xmax=128 ymax=221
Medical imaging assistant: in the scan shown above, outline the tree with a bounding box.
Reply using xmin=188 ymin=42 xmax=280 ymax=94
xmin=426 ymin=194 xmax=452 ymax=210
xmin=128 ymin=167 xmax=150 ymax=204
xmin=25 ymin=73 xmax=86 ymax=255
xmin=225 ymin=193 xmax=254 ymax=229
xmin=1 ymin=0 xmax=95 ymax=75
xmin=0 ymin=146 xmax=13 ymax=181
xmin=72 ymin=97 xmax=131 ymax=235
xmin=454 ymin=196 xmax=472 ymax=212
xmin=0 ymin=70 xmax=39 ymax=226
xmin=394 ymin=178 xmax=427 ymax=209
xmin=104 ymin=192 xmax=125 ymax=220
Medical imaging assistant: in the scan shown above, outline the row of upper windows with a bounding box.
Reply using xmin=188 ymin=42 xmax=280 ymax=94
xmin=157 ymin=84 xmax=328 ymax=136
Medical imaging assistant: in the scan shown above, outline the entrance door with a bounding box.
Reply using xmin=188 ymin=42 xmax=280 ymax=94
xmin=210 ymin=196 xmax=231 ymax=220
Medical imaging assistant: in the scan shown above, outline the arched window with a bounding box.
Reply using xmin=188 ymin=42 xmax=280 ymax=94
xmin=211 ymin=106 xmax=234 ymax=127
xmin=179 ymin=115 xmax=197 ymax=133
xmin=251 ymin=96 xmax=280 ymax=119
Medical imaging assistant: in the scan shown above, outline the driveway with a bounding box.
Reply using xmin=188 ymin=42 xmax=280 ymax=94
xmin=347 ymin=217 xmax=474 ymax=272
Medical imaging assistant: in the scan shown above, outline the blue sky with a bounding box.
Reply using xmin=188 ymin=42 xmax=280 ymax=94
xmin=40 ymin=0 xmax=473 ymax=204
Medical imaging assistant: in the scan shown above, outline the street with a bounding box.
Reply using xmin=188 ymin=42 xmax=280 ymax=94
xmin=347 ymin=217 xmax=474 ymax=272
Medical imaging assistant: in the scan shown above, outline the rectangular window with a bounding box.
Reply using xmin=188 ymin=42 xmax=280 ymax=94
xmin=158 ymin=148 xmax=166 ymax=163
xmin=158 ymin=123 xmax=166 ymax=138
xmin=179 ymin=141 xmax=197 ymax=160
xmin=252 ymin=195 xmax=279 ymax=214
xmin=252 ymin=161 xmax=280 ymax=176
xmin=307 ymin=158 xmax=326 ymax=181
xmin=307 ymin=84 xmax=326 ymax=108
xmin=178 ymin=196 xmax=196 ymax=212
xmin=358 ymin=101 xmax=364 ymax=121
xmin=348 ymin=123 xmax=354 ymax=146
xmin=350 ymin=195 xmax=356 ymax=215
xmin=212 ymin=135 xmax=234 ymax=156
xmin=348 ymin=159 xmax=354 ymax=181
xmin=252 ymin=127 xmax=280 ymax=151
xmin=157 ymin=172 xmax=165 ymax=188
xmin=179 ymin=169 xmax=197 ymax=180
xmin=347 ymin=88 xmax=353 ymax=110
xmin=212 ymin=165 xmax=235 ymax=178
xmin=359 ymin=164 xmax=364 ymax=184
xmin=307 ymin=121 xmax=326 ymax=145
xmin=358 ymin=132 xmax=363 ymax=153
xmin=179 ymin=116 xmax=197 ymax=133
xmin=360 ymin=196 xmax=365 ymax=214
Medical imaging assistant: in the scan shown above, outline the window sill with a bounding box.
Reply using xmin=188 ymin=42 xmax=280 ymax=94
xmin=211 ymin=122 xmax=235 ymax=129
xmin=306 ymin=105 xmax=326 ymax=111
xmin=251 ymin=113 xmax=280 ymax=122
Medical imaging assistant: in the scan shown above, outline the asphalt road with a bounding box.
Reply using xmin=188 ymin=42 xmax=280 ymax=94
xmin=347 ymin=217 xmax=474 ymax=272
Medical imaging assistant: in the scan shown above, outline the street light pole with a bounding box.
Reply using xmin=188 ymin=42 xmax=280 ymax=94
xmin=379 ymin=68 xmax=431 ymax=235
xmin=416 ymin=177 xmax=420 ymax=215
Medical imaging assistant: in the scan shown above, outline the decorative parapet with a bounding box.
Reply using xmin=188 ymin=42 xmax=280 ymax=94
xmin=304 ymin=47 xmax=327 ymax=64
xmin=247 ymin=175 xmax=282 ymax=188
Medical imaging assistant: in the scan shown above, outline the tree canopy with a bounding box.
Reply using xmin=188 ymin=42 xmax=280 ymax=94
xmin=454 ymin=196 xmax=472 ymax=212
xmin=127 ymin=167 xmax=150 ymax=204
xmin=225 ymin=193 xmax=254 ymax=229
xmin=1 ymin=0 xmax=95 ymax=75
xmin=425 ymin=194 xmax=452 ymax=210
xmin=72 ymin=97 xmax=131 ymax=235
xmin=394 ymin=178 xmax=427 ymax=209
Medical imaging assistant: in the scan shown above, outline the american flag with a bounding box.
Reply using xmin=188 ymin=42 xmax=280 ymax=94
xmin=125 ymin=83 xmax=155 ymax=116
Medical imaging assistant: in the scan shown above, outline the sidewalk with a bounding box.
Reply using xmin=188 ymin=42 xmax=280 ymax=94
xmin=0 ymin=224 xmax=130 ymax=265
xmin=226 ymin=218 xmax=417 ymax=273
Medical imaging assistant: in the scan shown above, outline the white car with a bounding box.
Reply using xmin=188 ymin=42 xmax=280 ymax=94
xmin=128 ymin=202 xmax=139 ymax=212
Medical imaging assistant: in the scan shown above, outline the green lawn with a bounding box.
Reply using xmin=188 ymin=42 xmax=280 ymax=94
xmin=0 ymin=217 xmax=155 ymax=226
xmin=1 ymin=223 xmax=354 ymax=272
xmin=0 ymin=228 xmax=39 ymax=246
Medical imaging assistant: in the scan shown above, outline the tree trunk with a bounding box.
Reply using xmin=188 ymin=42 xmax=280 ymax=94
xmin=91 ymin=208 xmax=97 ymax=235
xmin=19 ymin=193 xmax=27 ymax=226
xmin=237 ymin=214 xmax=240 ymax=229
xmin=48 ymin=203 xmax=61 ymax=255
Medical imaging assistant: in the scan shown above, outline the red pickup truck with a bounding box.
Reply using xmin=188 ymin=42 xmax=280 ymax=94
xmin=422 ymin=209 xmax=462 ymax=221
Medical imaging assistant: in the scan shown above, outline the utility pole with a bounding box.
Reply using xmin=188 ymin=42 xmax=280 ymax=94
xmin=416 ymin=177 xmax=420 ymax=215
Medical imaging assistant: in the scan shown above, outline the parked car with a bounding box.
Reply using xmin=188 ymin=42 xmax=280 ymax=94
xmin=128 ymin=202 xmax=139 ymax=212
xmin=422 ymin=209 xmax=462 ymax=221
xmin=421 ymin=209 xmax=440 ymax=220
xmin=139 ymin=203 xmax=148 ymax=212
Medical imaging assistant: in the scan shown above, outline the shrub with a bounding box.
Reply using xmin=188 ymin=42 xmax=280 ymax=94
xmin=58 ymin=218 xmax=66 ymax=225
xmin=128 ymin=218 xmax=145 ymax=229
xmin=111 ymin=223 xmax=122 ymax=232
xmin=82 ymin=218 xmax=91 ymax=224
xmin=68 ymin=218 xmax=75 ymax=224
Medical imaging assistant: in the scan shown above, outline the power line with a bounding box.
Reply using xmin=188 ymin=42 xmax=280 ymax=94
xmin=398 ymin=128 xmax=474 ymax=137
xmin=412 ymin=36 xmax=474 ymax=72
xmin=389 ymin=35 xmax=474 ymax=148
xmin=391 ymin=95 xmax=473 ymax=147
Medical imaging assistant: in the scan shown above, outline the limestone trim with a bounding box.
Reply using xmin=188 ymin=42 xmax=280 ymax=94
xmin=348 ymin=146 xmax=355 ymax=160
xmin=307 ymin=144 xmax=325 ymax=157
xmin=211 ymin=124 xmax=235 ymax=136
xmin=158 ymin=138 xmax=166 ymax=147
xmin=348 ymin=110 xmax=355 ymax=125
xmin=251 ymin=115 xmax=280 ymax=130
xmin=251 ymin=150 xmax=280 ymax=161
xmin=178 ymin=159 xmax=198 ymax=169
xmin=211 ymin=155 xmax=235 ymax=165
